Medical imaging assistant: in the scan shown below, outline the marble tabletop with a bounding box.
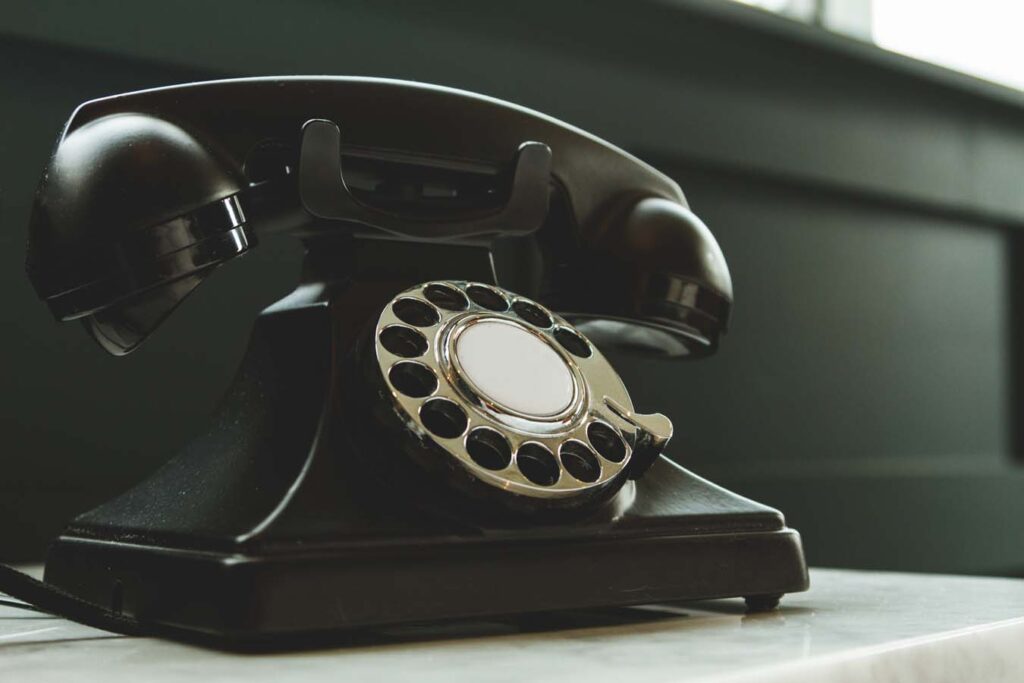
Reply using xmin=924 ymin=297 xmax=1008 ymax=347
xmin=2 ymin=567 xmax=1024 ymax=682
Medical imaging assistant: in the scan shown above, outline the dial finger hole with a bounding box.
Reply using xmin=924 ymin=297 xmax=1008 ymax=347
xmin=424 ymin=283 xmax=469 ymax=311
xmin=587 ymin=421 xmax=627 ymax=463
xmin=466 ymin=427 xmax=512 ymax=470
xmin=388 ymin=361 xmax=438 ymax=398
xmin=516 ymin=443 xmax=560 ymax=486
xmin=420 ymin=398 xmax=468 ymax=439
xmin=393 ymin=297 xmax=440 ymax=327
xmin=512 ymin=300 xmax=553 ymax=328
xmin=554 ymin=326 xmax=592 ymax=358
xmin=379 ymin=325 xmax=428 ymax=358
xmin=466 ymin=284 xmax=509 ymax=312
xmin=560 ymin=440 xmax=601 ymax=483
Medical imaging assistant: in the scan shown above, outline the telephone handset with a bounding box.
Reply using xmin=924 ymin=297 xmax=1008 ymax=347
xmin=15 ymin=78 xmax=806 ymax=645
xmin=26 ymin=78 xmax=730 ymax=358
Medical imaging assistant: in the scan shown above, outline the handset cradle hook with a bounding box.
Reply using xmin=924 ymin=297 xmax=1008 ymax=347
xmin=299 ymin=118 xmax=553 ymax=240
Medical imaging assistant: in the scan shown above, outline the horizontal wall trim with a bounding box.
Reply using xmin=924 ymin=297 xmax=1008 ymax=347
xmin=652 ymin=153 xmax=1024 ymax=231
xmin=661 ymin=0 xmax=1024 ymax=110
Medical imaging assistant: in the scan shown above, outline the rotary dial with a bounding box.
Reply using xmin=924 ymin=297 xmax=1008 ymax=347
xmin=372 ymin=280 xmax=672 ymax=507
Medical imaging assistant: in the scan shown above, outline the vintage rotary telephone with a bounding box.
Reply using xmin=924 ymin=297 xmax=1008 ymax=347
xmin=11 ymin=77 xmax=807 ymax=645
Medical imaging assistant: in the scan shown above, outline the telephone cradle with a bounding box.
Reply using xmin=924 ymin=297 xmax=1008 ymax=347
xmin=24 ymin=77 xmax=808 ymax=645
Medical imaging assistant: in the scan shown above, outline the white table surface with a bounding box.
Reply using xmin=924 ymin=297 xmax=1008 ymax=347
xmin=2 ymin=567 xmax=1024 ymax=683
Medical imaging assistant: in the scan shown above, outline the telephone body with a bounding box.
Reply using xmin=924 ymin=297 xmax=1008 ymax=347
xmin=24 ymin=77 xmax=807 ymax=645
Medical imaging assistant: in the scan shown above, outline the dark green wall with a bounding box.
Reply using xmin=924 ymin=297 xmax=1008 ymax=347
xmin=1 ymin=0 xmax=1022 ymax=571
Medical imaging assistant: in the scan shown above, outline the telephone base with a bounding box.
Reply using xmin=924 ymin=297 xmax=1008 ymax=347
xmin=42 ymin=298 xmax=808 ymax=646
xmin=44 ymin=459 xmax=808 ymax=646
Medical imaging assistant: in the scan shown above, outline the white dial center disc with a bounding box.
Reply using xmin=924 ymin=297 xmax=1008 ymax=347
xmin=455 ymin=320 xmax=575 ymax=417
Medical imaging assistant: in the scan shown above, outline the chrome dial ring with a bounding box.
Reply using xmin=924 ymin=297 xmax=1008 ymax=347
xmin=372 ymin=280 xmax=671 ymax=507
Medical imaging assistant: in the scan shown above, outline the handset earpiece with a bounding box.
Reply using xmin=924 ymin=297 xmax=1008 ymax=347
xmin=566 ymin=196 xmax=733 ymax=358
xmin=25 ymin=113 xmax=252 ymax=355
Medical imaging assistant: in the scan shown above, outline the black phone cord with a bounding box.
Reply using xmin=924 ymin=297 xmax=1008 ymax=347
xmin=0 ymin=563 xmax=145 ymax=636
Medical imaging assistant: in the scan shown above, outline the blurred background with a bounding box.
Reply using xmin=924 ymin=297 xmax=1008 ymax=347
xmin=1 ymin=0 xmax=1022 ymax=573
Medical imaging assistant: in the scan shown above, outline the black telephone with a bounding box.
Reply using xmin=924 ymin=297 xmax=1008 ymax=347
xmin=17 ymin=77 xmax=807 ymax=646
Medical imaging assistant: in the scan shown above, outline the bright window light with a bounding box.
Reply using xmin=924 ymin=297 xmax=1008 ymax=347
xmin=873 ymin=0 xmax=1024 ymax=91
